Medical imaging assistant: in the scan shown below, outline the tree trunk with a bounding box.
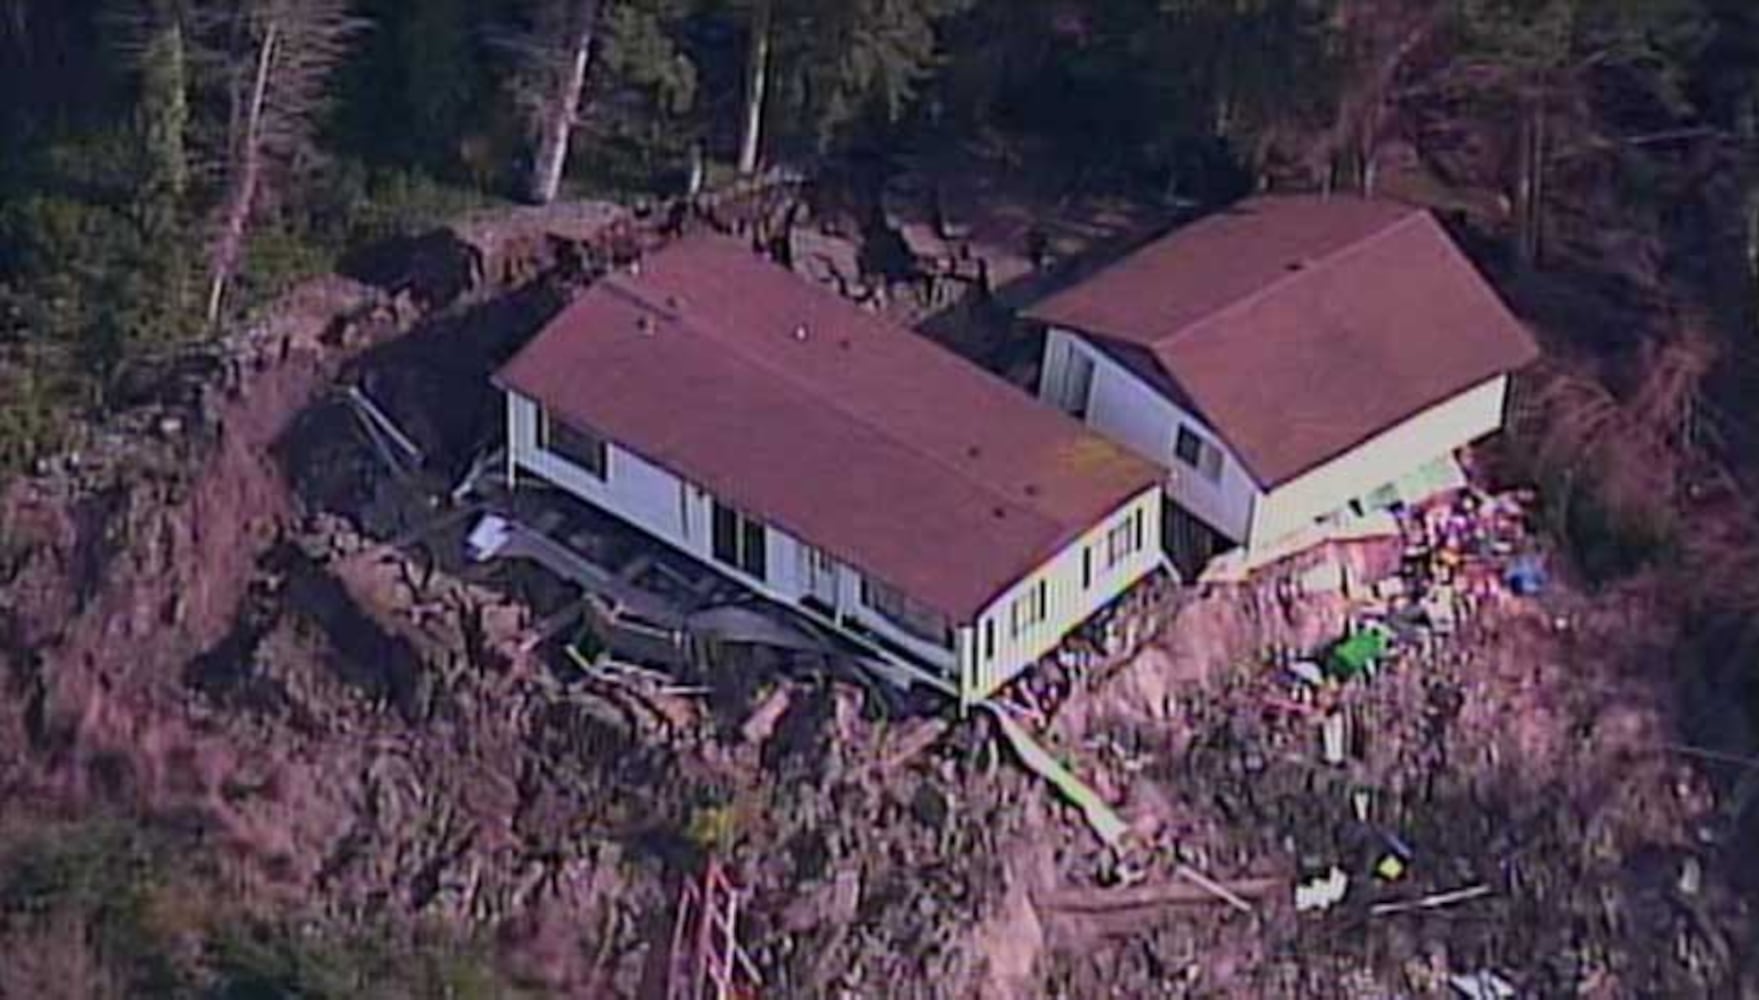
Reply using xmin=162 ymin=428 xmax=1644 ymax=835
xmin=737 ymin=0 xmax=773 ymax=176
xmin=1513 ymin=95 xmax=1545 ymax=269
xmin=687 ymin=141 xmax=705 ymax=197
xmin=207 ymin=17 xmax=279 ymax=327
xmin=1528 ymin=101 xmax=1546 ymax=265
xmin=137 ymin=0 xmax=191 ymax=337
xmin=527 ymin=0 xmax=600 ymax=206
xmin=1738 ymin=95 xmax=1759 ymax=332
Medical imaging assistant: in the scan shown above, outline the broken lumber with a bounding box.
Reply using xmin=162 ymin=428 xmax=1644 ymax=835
xmin=1369 ymin=883 xmax=1492 ymax=916
xmin=740 ymin=685 xmax=793 ymax=745
xmin=873 ymin=718 xmax=951 ymax=775
xmin=1175 ymin=863 xmax=1256 ymax=914
xmin=1663 ymin=743 xmax=1759 ymax=771
xmin=1036 ymin=876 xmax=1286 ymax=914
xmin=988 ymin=706 xmax=1128 ymax=846
xmin=345 ymin=384 xmax=423 ymax=464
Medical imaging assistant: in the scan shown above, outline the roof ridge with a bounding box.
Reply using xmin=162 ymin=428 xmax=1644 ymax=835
xmin=603 ymin=265 xmax=1064 ymax=533
xmin=1159 ymin=203 xmax=1428 ymax=348
xmin=1150 ymin=207 xmax=1432 ymax=484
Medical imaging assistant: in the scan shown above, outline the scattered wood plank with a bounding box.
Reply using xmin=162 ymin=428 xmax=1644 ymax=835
xmin=1036 ymin=876 xmax=1286 ymax=914
xmin=740 ymin=685 xmax=793 ymax=745
xmin=988 ymin=706 xmax=1128 ymax=846
xmin=874 ymin=718 xmax=951 ymax=774
xmin=1174 ymin=863 xmax=1257 ymax=914
xmin=1370 ymin=883 xmax=1492 ymax=916
xmin=1663 ymin=743 xmax=1759 ymax=771
xmin=346 ymin=384 xmax=424 ymax=464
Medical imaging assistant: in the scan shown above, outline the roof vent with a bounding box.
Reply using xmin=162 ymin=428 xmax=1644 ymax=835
xmin=666 ymin=295 xmax=682 ymax=310
xmin=792 ymin=324 xmax=809 ymax=341
xmin=1285 ymin=259 xmax=1309 ymax=272
xmin=967 ymin=445 xmax=982 ymax=459
xmin=1024 ymin=483 xmax=1041 ymax=498
xmin=992 ymin=506 xmax=1007 ymax=519
xmin=637 ymin=314 xmax=656 ymax=335
xmin=629 ymin=258 xmax=643 ymax=277
xmin=839 ymin=338 xmax=852 ymax=350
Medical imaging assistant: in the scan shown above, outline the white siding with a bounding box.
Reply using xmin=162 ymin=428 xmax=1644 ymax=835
xmin=963 ymin=486 xmax=1164 ymax=704
xmin=511 ymin=393 xmax=696 ymax=544
xmin=1041 ymin=329 xmax=1257 ymax=540
xmin=1043 ymin=331 xmax=1514 ymax=557
xmin=1251 ymin=376 xmax=1508 ymax=544
xmin=511 ymin=391 xmax=1160 ymax=703
xmin=509 ymin=392 xmax=960 ymax=675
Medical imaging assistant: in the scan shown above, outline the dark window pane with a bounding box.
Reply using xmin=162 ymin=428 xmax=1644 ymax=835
xmin=1174 ymin=425 xmax=1202 ymax=467
xmin=741 ymin=519 xmax=767 ymax=580
xmin=712 ymin=502 xmax=739 ymax=565
xmin=545 ymin=412 xmax=606 ymax=478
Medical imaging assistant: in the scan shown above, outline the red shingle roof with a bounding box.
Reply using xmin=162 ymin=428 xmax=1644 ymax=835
xmin=495 ymin=234 xmax=1160 ymax=621
xmin=1025 ymin=196 xmax=1541 ymax=486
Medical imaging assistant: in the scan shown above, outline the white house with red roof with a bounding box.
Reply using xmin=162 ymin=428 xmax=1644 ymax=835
xmin=1027 ymin=196 xmax=1541 ymax=572
xmin=495 ymin=234 xmax=1166 ymax=705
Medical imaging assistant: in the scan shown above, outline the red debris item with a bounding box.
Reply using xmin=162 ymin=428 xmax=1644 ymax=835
xmin=666 ymin=857 xmax=761 ymax=1000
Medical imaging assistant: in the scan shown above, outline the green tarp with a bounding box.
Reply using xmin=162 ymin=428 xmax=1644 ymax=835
xmin=1327 ymin=627 xmax=1389 ymax=680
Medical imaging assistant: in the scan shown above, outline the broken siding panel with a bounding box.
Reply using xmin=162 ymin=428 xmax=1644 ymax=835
xmin=965 ymin=485 xmax=1163 ymax=703
xmin=1249 ymin=375 xmax=1508 ymax=545
xmin=1044 ymin=329 xmax=1258 ymax=541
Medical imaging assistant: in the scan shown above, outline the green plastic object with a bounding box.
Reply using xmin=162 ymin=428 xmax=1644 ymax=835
xmin=1327 ymin=627 xmax=1389 ymax=680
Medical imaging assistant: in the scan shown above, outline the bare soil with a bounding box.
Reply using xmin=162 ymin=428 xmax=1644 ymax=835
xmin=1 ymin=168 xmax=1755 ymax=998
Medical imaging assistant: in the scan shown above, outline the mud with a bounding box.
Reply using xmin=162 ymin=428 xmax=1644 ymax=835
xmin=0 ymin=170 xmax=1755 ymax=997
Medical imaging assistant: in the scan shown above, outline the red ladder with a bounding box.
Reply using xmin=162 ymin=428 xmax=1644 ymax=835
xmin=665 ymin=857 xmax=760 ymax=1000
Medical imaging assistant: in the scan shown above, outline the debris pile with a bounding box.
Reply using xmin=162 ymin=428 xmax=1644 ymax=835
xmin=2 ymin=177 xmax=1754 ymax=997
xmin=1026 ymin=484 xmax=1746 ymax=996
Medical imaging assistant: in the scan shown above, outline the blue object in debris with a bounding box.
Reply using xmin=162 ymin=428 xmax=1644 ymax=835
xmin=1505 ymin=555 xmax=1547 ymax=596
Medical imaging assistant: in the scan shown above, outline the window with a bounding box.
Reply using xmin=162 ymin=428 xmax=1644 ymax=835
xmin=1009 ymin=581 xmax=1048 ymax=638
xmin=984 ymin=619 xmax=996 ymax=661
xmin=1174 ymin=425 xmax=1203 ymax=466
xmin=1061 ymin=350 xmax=1096 ymax=418
xmin=710 ymin=501 xmax=767 ymax=580
xmin=1175 ymin=424 xmax=1224 ymax=484
xmin=539 ymin=408 xmax=607 ymax=479
xmin=1107 ymin=508 xmax=1149 ymax=569
xmin=862 ymin=576 xmax=952 ymax=647
xmin=1081 ymin=546 xmax=1093 ymax=589
xmin=1198 ymin=442 xmax=1224 ymax=483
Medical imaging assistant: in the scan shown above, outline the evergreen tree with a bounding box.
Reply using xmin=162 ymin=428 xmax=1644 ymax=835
xmin=133 ymin=0 xmax=192 ymax=342
xmin=728 ymin=0 xmax=974 ymax=167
